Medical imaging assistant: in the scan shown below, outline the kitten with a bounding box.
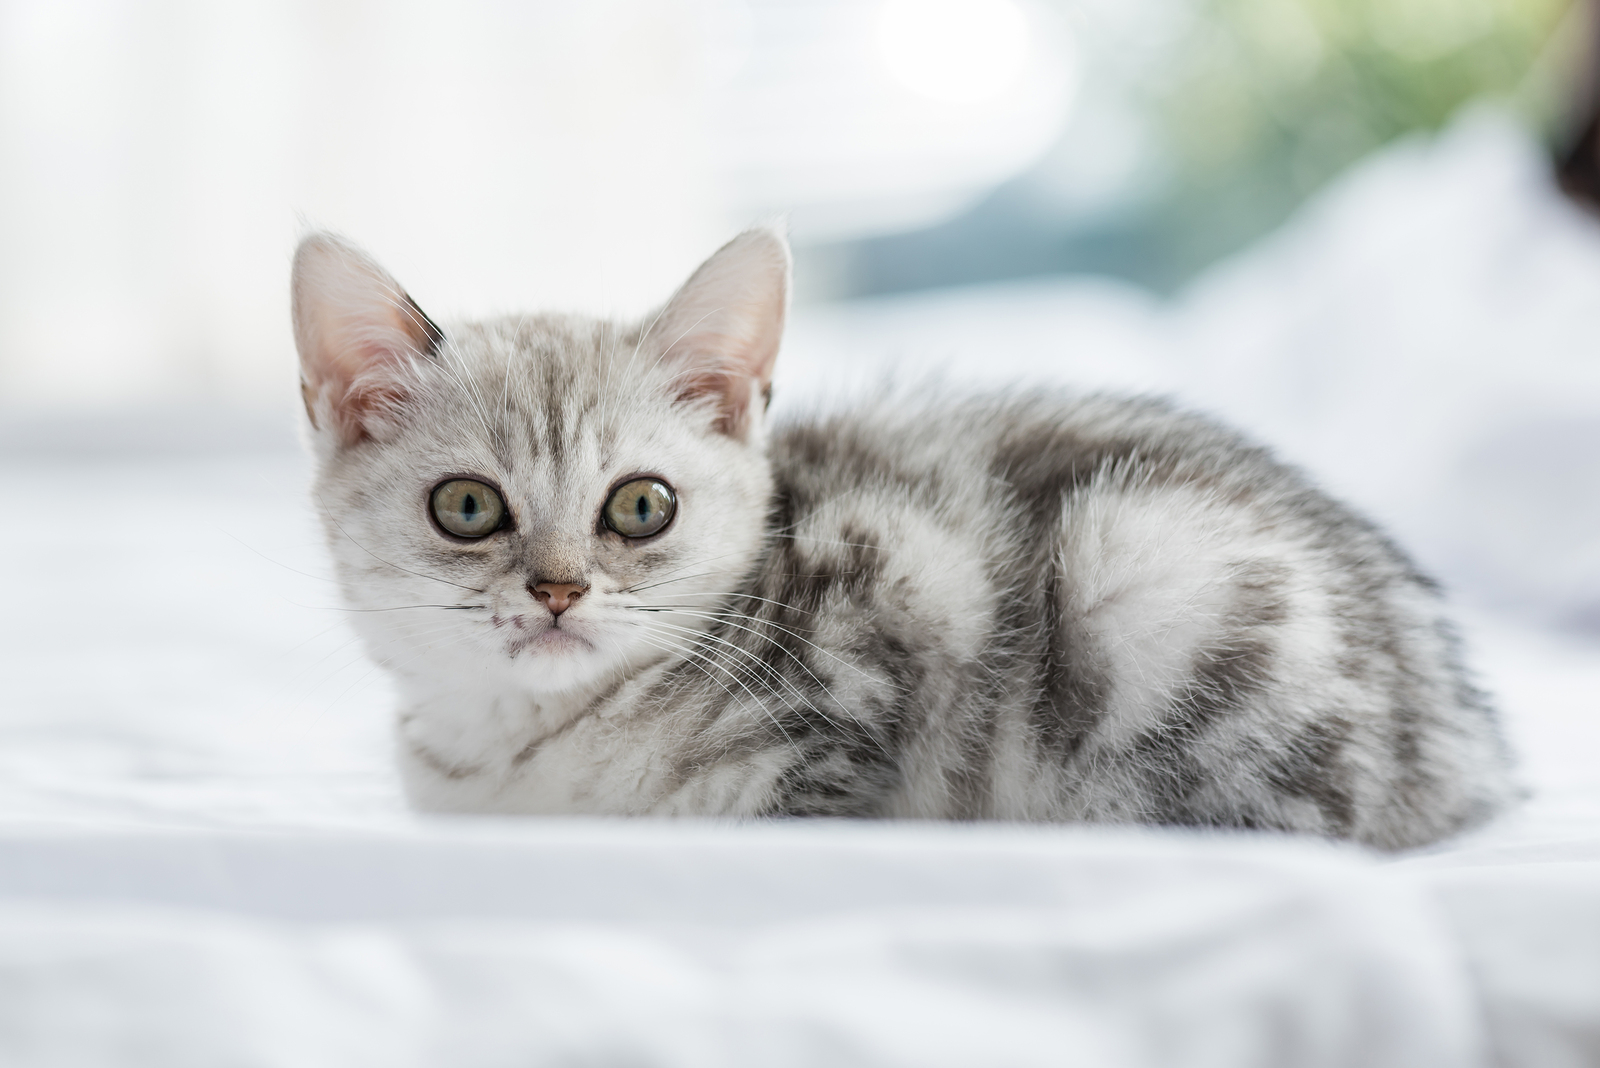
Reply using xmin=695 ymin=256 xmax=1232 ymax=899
xmin=293 ymin=228 xmax=1515 ymax=849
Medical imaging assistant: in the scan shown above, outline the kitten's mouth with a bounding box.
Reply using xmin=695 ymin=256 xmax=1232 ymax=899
xmin=496 ymin=614 xmax=594 ymax=657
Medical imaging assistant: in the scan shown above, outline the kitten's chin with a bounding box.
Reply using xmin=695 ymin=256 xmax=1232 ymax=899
xmin=502 ymin=625 xmax=619 ymax=694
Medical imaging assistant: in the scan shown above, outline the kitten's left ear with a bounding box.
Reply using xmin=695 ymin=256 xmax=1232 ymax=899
xmin=644 ymin=227 xmax=790 ymax=441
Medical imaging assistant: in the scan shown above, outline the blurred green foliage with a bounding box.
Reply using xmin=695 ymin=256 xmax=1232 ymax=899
xmin=1151 ymin=0 xmax=1574 ymax=268
xmin=832 ymin=0 xmax=1579 ymax=297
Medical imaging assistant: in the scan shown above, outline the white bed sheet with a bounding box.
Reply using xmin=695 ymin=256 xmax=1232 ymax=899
xmin=2 ymin=109 xmax=1598 ymax=1066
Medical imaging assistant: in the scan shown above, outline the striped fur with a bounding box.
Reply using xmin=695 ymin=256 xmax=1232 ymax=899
xmin=296 ymin=231 xmax=1516 ymax=850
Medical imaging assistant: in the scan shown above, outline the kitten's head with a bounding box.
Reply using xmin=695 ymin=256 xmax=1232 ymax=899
xmin=293 ymin=230 xmax=788 ymax=697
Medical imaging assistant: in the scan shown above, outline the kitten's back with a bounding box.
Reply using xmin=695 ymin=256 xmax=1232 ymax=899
xmin=748 ymin=392 xmax=1514 ymax=847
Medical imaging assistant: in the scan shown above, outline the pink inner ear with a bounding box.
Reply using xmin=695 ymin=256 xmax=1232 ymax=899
xmin=326 ymin=339 xmax=418 ymax=444
xmin=302 ymin=315 xmax=425 ymax=445
xmin=648 ymin=229 xmax=791 ymax=439
xmin=293 ymin=234 xmax=441 ymax=446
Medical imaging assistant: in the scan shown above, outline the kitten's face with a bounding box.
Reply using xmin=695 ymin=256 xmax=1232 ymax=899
xmin=295 ymin=231 xmax=788 ymax=699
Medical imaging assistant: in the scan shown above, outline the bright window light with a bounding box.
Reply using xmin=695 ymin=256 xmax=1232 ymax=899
xmin=876 ymin=0 xmax=1031 ymax=104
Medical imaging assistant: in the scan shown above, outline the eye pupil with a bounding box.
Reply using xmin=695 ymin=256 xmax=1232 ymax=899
xmin=635 ymin=496 xmax=649 ymax=521
xmin=463 ymin=495 xmax=478 ymax=517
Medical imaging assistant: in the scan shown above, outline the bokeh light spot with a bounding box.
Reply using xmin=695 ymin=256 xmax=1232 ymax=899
xmin=876 ymin=0 xmax=1031 ymax=104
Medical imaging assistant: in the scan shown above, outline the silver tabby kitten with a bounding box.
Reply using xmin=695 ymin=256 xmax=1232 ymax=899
xmin=294 ymin=228 xmax=1514 ymax=849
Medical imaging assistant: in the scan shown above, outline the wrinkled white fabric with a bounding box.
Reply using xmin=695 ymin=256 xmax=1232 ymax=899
xmin=0 ymin=828 xmax=1492 ymax=1068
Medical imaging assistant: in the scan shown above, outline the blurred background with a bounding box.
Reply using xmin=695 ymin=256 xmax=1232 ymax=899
xmin=0 ymin=0 xmax=1581 ymax=408
xmin=0 ymin=0 xmax=1596 ymax=629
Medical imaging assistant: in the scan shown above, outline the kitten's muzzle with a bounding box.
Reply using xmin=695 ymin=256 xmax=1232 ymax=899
xmin=529 ymin=580 xmax=588 ymax=616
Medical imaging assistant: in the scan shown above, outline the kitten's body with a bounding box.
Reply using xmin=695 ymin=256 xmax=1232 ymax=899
xmin=297 ymin=231 xmax=1514 ymax=850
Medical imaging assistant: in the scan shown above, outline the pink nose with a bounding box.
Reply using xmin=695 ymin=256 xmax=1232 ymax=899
xmin=530 ymin=581 xmax=588 ymax=615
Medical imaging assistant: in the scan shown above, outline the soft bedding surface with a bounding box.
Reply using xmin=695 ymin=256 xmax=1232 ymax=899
xmin=3 ymin=111 xmax=1598 ymax=1066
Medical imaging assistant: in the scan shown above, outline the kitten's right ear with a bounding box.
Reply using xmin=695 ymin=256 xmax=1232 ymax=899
xmin=291 ymin=233 xmax=443 ymax=447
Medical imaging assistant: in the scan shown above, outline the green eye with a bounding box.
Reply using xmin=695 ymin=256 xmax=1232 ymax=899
xmin=430 ymin=479 xmax=506 ymax=538
xmin=604 ymin=478 xmax=675 ymax=538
